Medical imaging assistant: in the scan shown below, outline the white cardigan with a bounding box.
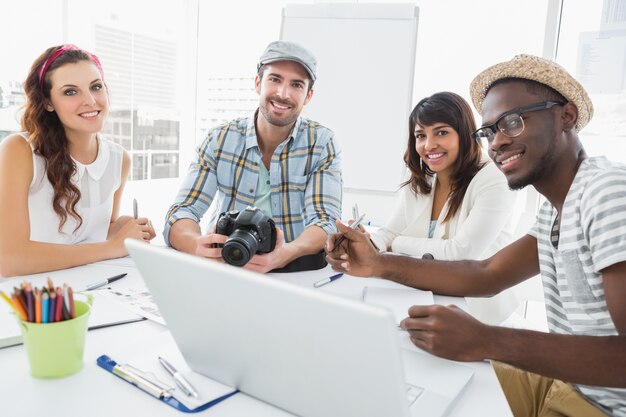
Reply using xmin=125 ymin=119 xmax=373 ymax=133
xmin=370 ymin=160 xmax=519 ymax=325
xmin=371 ymin=160 xmax=516 ymax=260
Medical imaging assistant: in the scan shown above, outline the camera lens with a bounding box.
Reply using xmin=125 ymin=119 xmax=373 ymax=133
xmin=222 ymin=244 xmax=248 ymax=265
xmin=222 ymin=229 xmax=260 ymax=266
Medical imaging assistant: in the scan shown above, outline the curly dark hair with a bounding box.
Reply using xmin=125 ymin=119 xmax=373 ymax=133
xmin=21 ymin=46 xmax=102 ymax=232
xmin=402 ymin=91 xmax=484 ymax=223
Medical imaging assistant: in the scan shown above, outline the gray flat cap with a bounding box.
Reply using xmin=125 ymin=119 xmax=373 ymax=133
xmin=258 ymin=40 xmax=317 ymax=82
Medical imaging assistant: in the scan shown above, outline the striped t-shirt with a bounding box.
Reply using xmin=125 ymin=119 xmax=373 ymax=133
xmin=529 ymin=156 xmax=626 ymax=416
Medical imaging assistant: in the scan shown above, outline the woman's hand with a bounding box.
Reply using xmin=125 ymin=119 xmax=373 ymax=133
xmin=108 ymin=216 xmax=156 ymax=256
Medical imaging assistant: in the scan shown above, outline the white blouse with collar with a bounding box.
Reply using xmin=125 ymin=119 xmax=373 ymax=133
xmin=20 ymin=133 xmax=124 ymax=244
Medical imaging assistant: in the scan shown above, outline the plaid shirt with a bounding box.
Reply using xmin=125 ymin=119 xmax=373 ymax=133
xmin=164 ymin=112 xmax=342 ymax=245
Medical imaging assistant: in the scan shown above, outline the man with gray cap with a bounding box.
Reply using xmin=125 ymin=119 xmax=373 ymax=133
xmin=326 ymin=54 xmax=625 ymax=417
xmin=165 ymin=41 xmax=342 ymax=273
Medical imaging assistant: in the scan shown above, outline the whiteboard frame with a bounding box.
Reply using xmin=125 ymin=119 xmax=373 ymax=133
xmin=280 ymin=3 xmax=419 ymax=192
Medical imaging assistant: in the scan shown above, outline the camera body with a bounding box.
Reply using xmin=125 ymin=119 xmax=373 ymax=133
xmin=216 ymin=206 xmax=277 ymax=266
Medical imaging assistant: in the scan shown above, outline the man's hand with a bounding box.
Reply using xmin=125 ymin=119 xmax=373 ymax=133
xmin=325 ymin=219 xmax=380 ymax=277
xmin=195 ymin=231 xmax=227 ymax=263
xmin=400 ymin=304 xmax=491 ymax=362
xmin=244 ymin=228 xmax=287 ymax=273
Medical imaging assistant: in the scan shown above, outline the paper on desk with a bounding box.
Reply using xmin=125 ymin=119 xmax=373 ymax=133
xmin=363 ymin=286 xmax=434 ymax=324
xmin=101 ymin=285 xmax=165 ymax=325
xmin=106 ymin=330 xmax=236 ymax=410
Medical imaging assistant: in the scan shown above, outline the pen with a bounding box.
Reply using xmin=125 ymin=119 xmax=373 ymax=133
xmin=85 ymin=273 xmax=128 ymax=291
xmin=313 ymin=273 xmax=344 ymax=288
xmin=133 ymin=198 xmax=138 ymax=219
xmin=333 ymin=213 xmax=366 ymax=249
xmin=158 ymin=356 xmax=199 ymax=398
xmin=113 ymin=363 xmax=172 ymax=399
xmin=352 ymin=203 xmax=359 ymax=221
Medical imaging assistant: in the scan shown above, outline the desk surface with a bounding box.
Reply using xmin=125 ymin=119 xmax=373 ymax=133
xmin=0 ymin=260 xmax=512 ymax=417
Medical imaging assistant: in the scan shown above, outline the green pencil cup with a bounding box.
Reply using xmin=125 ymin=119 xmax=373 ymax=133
xmin=18 ymin=294 xmax=93 ymax=378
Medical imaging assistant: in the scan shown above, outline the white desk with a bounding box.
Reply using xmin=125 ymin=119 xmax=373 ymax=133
xmin=0 ymin=262 xmax=512 ymax=417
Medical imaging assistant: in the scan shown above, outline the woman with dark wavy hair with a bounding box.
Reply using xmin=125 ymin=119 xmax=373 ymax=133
xmin=0 ymin=44 xmax=155 ymax=277
xmin=369 ymin=92 xmax=517 ymax=323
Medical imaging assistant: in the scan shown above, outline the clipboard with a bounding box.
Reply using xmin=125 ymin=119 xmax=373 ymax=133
xmin=97 ymin=355 xmax=238 ymax=413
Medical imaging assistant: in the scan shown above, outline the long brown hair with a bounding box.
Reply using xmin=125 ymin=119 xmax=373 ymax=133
xmin=21 ymin=46 xmax=102 ymax=232
xmin=402 ymin=91 xmax=484 ymax=222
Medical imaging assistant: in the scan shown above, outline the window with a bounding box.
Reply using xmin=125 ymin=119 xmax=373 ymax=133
xmin=0 ymin=0 xmax=195 ymax=181
xmin=196 ymin=1 xmax=311 ymax=141
xmin=556 ymin=0 xmax=626 ymax=163
xmin=0 ymin=1 xmax=63 ymax=141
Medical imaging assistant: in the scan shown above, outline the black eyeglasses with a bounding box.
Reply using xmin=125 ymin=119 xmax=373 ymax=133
xmin=472 ymin=101 xmax=565 ymax=142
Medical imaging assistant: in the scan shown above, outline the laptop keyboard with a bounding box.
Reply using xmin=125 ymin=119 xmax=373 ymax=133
xmin=406 ymin=383 xmax=425 ymax=406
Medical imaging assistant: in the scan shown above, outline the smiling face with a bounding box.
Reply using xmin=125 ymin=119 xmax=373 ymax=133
xmin=46 ymin=60 xmax=108 ymax=138
xmin=414 ymin=122 xmax=460 ymax=178
xmin=482 ymin=82 xmax=561 ymax=190
xmin=255 ymin=60 xmax=313 ymax=128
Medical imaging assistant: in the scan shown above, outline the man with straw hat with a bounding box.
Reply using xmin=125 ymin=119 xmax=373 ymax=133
xmin=326 ymin=54 xmax=625 ymax=417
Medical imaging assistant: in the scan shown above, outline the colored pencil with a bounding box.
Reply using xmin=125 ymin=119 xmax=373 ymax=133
xmin=62 ymin=284 xmax=71 ymax=320
xmin=14 ymin=288 xmax=28 ymax=318
xmin=1 ymin=291 xmax=25 ymax=320
xmin=67 ymin=286 xmax=75 ymax=319
xmin=23 ymin=282 xmax=34 ymax=323
xmin=10 ymin=294 xmax=28 ymax=321
xmin=41 ymin=292 xmax=49 ymax=323
xmin=55 ymin=287 xmax=63 ymax=322
xmin=48 ymin=290 xmax=56 ymax=323
xmin=0 ymin=291 xmax=14 ymax=310
xmin=35 ymin=289 xmax=42 ymax=323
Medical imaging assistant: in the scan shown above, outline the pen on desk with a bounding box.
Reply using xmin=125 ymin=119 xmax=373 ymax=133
xmin=313 ymin=273 xmax=344 ymax=288
xmin=85 ymin=273 xmax=128 ymax=291
xmin=333 ymin=213 xmax=366 ymax=249
xmin=133 ymin=198 xmax=138 ymax=219
xmin=113 ymin=363 xmax=172 ymax=399
xmin=158 ymin=356 xmax=199 ymax=398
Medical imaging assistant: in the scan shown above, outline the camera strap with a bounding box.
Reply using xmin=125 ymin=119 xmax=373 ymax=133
xmin=271 ymin=250 xmax=327 ymax=273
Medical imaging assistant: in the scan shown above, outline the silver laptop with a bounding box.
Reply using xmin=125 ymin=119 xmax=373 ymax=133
xmin=126 ymin=240 xmax=473 ymax=417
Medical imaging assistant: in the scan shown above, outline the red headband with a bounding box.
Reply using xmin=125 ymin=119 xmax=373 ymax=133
xmin=38 ymin=44 xmax=104 ymax=88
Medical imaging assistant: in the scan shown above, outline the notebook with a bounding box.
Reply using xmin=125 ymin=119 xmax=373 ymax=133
xmin=363 ymin=286 xmax=435 ymax=324
xmin=127 ymin=240 xmax=474 ymax=417
xmin=0 ymin=290 xmax=144 ymax=348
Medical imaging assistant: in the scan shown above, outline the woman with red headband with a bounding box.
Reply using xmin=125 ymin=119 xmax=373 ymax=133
xmin=0 ymin=44 xmax=156 ymax=277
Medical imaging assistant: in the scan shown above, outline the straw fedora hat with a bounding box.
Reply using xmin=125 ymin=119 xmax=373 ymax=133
xmin=469 ymin=54 xmax=594 ymax=131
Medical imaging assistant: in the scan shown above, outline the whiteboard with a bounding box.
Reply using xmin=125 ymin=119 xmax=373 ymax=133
xmin=281 ymin=3 xmax=419 ymax=192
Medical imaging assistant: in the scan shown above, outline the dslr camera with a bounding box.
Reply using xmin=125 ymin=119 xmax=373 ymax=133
xmin=215 ymin=206 xmax=277 ymax=266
